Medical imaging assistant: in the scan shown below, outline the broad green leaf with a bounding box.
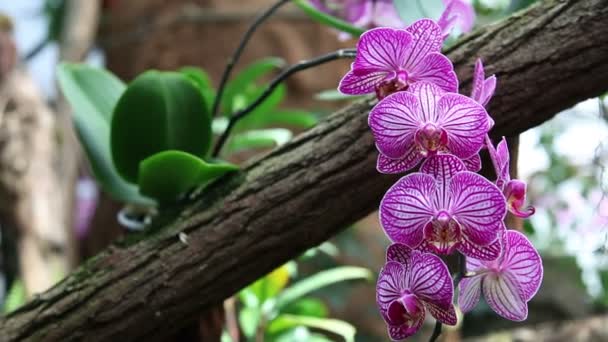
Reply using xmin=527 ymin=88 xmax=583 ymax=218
xmin=268 ymin=314 xmax=356 ymax=342
xmin=57 ymin=63 xmax=152 ymax=205
xmin=222 ymin=58 xmax=286 ymax=115
xmin=276 ymin=266 xmax=372 ymax=310
xmin=281 ymin=297 xmax=328 ymax=318
xmin=138 ymin=150 xmax=238 ymax=202
xmin=111 ymin=71 xmax=212 ymax=182
xmin=180 ymin=66 xmax=216 ymax=113
xmin=228 ymin=129 xmax=293 ymax=153
xmin=292 ymin=0 xmax=365 ymax=37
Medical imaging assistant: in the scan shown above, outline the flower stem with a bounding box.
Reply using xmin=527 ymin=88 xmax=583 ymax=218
xmin=211 ymin=0 xmax=290 ymax=119
xmin=429 ymin=320 xmax=442 ymax=342
xmin=212 ymin=48 xmax=357 ymax=157
xmin=455 ymin=252 xmax=467 ymax=285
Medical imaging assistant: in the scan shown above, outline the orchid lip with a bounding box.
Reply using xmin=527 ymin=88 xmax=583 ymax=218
xmin=375 ymin=71 xmax=409 ymax=99
xmin=423 ymin=211 xmax=461 ymax=254
xmin=387 ymin=294 xmax=423 ymax=325
xmin=415 ymin=123 xmax=448 ymax=156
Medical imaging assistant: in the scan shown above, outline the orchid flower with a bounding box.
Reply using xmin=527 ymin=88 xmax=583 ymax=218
xmin=377 ymin=243 xmax=457 ymax=340
xmin=370 ymin=82 xmax=489 ymax=173
xmin=437 ymin=0 xmax=476 ymax=39
xmin=339 ymin=20 xmax=458 ymax=99
xmin=380 ymin=154 xmax=506 ymax=260
xmin=487 ymin=136 xmax=536 ymax=218
xmin=458 ymin=230 xmax=543 ymax=321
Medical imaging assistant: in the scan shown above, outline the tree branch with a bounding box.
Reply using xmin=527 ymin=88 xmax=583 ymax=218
xmin=1 ymin=0 xmax=607 ymax=340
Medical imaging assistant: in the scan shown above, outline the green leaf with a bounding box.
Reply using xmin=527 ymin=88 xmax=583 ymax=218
xmin=274 ymin=327 xmax=333 ymax=342
xmin=238 ymin=110 xmax=318 ymax=131
xmin=3 ymin=279 xmax=26 ymax=314
xmin=268 ymin=314 xmax=356 ymax=342
xmin=233 ymin=84 xmax=287 ymax=131
xmin=180 ymin=66 xmax=216 ymax=113
xmin=276 ymin=266 xmax=372 ymax=310
xmin=57 ymin=63 xmax=153 ymax=205
xmin=292 ymin=0 xmax=365 ymax=37
xmin=228 ymin=128 xmax=293 ymax=153
xmin=138 ymin=150 xmax=238 ymax=202
xmin=111 ymin=71 xmax=212 ymax=183
xmin=239 ymin=306 xmax=261 ymax=339
xmin=281 ymin=297 xmax=328 ymax=318
xmin=222 ymin=58 xmax=286 ymax=115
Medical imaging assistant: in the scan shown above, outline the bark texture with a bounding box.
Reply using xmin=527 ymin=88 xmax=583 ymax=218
xmin=1 ymin=0 xmax=608 ymax=340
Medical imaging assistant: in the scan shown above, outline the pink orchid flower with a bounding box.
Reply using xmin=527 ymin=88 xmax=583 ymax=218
xmin=380 ymin=154 xmax=506 ymax=260
xmin=377 ymin=243 xmax=457 ymax=340
xmin=458 ymin=230 xmax=543 ymax=321
xmin=339 ymin=20 xmax=458 ymax=99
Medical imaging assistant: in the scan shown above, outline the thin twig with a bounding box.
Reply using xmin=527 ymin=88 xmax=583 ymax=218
xmin=211 ymin=0 xmax=290 ymax=119
xmin=429 ymin=320 xmax=443 ymax=342
xmin=212 ymin=48 xmax=357 ymax=157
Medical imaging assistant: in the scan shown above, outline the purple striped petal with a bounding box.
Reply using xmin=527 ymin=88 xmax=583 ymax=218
xmin=501 ymin=231 xmax=543 ymax=301
xmin=377 ymin=261 xmax=408 ymax=314
xmin=420 ymin=154 xmax=466 ymax=181
xmin=339 ymin=68 xmax=391 ymax=95
xmin=496 ymin=137 xmax=510 ymax=182
xmin=420 ymin=154 xmax=466 ymax=208
xmin=425 ymin=302 xmax=458 ymax=325
xmin=450 ymin=172 xmax=506 ymax=246
xmin=380 ymin=174 xmax=436 ymax=247
xmin=408 ymin=251 xmax=454 ymax=309
xmin=410 ymin=82 xmax=445 ymax=122
xmin=409 ymin=53 xmax=458 ymax=93
xmin=458 ymin=275 xmax=482 ymax=313
xmin=369 ymin=91 xmax=421 ymax=159
xmin=376 ymin=147 xmax=423 ymax=174
xmin=483 ymin=271 xmax=528 ymax=321
xmin=353 ymin=27 xmax=414 ymax=71
xmin=459 ymin=232 xmax=502 ymax=261
xmin=386 ymin=242 xmax=413 ymax=265
xmin=403 ymin=19 xmax=443 ymax=69
xmin=438 ymin=94 xmax=489 ymax=159
xmin=471 ymin=59 xmax=486 ymax=103
xmin=463 ymin=153 xmax=482 ymax=172
xmin=471 ymin=59 xmax=496 ymax=107
xmin=480 ymin=75 xmax=497 ymax=107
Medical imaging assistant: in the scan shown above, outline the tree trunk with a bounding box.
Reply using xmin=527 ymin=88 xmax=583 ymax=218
xmin=1 ymin=0 xmax=607 ymax=340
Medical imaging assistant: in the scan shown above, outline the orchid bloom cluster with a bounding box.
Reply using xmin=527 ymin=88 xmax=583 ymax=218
xmin=336 ymin=15 xmax=544 ymax=341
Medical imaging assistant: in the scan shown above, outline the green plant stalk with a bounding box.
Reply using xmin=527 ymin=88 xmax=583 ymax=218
xmin=292 ymin=0 xmax=365 ymax=37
